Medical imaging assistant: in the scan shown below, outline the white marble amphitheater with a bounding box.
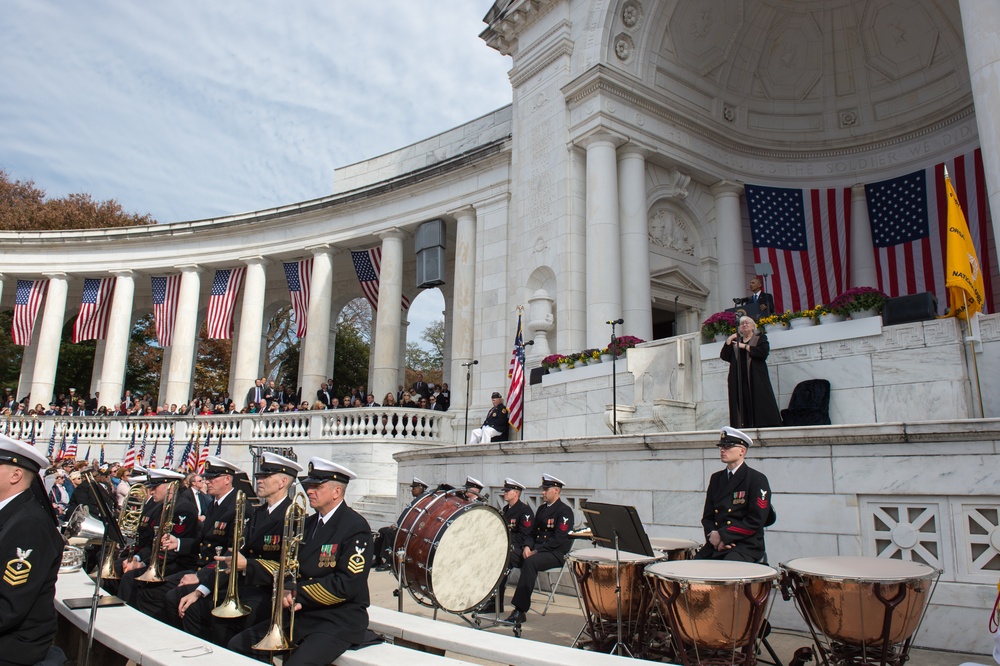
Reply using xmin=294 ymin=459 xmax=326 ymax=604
xmin=3 ymin=0 xmax=1000 ymax=656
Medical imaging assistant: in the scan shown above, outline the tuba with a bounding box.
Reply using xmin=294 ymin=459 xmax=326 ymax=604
xmin=253 ymin=491 xmax=308 ymax=651
xmin=137 ymin=481 xmax=178 ymax=583
xmin=100 ymin=482 xmax=149 ymax=580
xmin=212 ymin=490 xmax=250 ymax=618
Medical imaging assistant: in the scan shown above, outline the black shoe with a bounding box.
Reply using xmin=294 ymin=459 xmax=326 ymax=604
xmin=505 ymin=609 xmax=526 ymax=624
xmin=478 ymin=600 xmax=496 ymax=614
xmin=374 ymin=564 xmax=391 ymax=572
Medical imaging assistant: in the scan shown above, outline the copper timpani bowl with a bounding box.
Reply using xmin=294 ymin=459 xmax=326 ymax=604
xmin=569 ymin=547 xmax=666 ymax=622
xmin=648 ymin=537 xmax=700 ymax=561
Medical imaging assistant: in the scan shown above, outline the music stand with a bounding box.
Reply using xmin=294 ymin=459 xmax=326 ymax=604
xmin=579 ymin=501 xmax=654 ymax=656
xmin=64 ymin=472 xmax=127 ymax=666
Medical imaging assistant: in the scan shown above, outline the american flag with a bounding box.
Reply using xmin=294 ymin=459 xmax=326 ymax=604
xmin=206 ymin=268 xmax=246 ymax=339
xmin=506 ymin=313 xmax=525 ymax=433
xmin=865 ymin=150 xmax=995 ymax=314
xmin=100 ymin=442 xmax=105 ymax=465
xmin=213 ymin=430 xmax=222 ymax=456
xmin=148 ymin=441 xmax=158 ymax=469
xmin=137 ymin=428 xmax=148 ymax=466
xmin=164 ymin=431 xmax=175 ymax=469
xmin=71 ymin=277 xmax=115 ymax=343
xmin=180 ymin=437 xmax=195 ymax=472
xmin=46 ymin=427 xmax=56 ymax=459
xmin=12 ymin=279 xmax=47 ymax=346
xmin=57 ymin=430 xmax=67 ymax=460
xmin=283 ymin=259 xmax=313 ymax=338
xmin=351 ymin=248 xmax=411 ymax=312
xmin=83 ymin=444 xmax=91 ymax=461
xmin=65 ymin=432 xmax=78 ymax=459
xmin=151 ymin=275 xmax=182 ymax=346
xmin=746 ymin=185 xmax=851 ymax=314
xmin=123 ymin=430 xmax=137 ymax=468
xmin=197 ymin=436 xmax=209 ymax=474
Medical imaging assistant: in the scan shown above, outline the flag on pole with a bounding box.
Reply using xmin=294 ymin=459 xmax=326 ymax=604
xmin=57 ymin=429 xmax=67 ymax=460
xmin=123 ymin=430 xmax=137 ymax=469
xmin=180 ymin=437 xmax=196 ymax=472
xmin=65 ymin=432 xmax=78 ymax=459
xmin=213 ymin=431 xmax=222 ymax=456
xmin=351 ymin=248 xmax=412 ymax=312
xmin=164 ymin=431 xmax=175 ymax=469
xmin=29 ymin=420 xmax=37 ymax=448
xmin=283 ymin=259 xmax=313 ymax=338
xmin=71 ymin=277 xmax=115 ymax=343
xmin=206 ymin=268 xmax=247 ymax=339
xmin=865 ymin=150 xmax=995 ymax=314
xmin=746 ymin=185 xmax=851 ymax=314
xmin=83 ymin=444 xmax=91 ymax=462
xmin=944 ymin=170 xmax=986 ymax=321
xmin=149 ymin=441 xmax=158 ymax=469
xmin=100 ymin=442 xmax=106 ymax=465
xmin=151 ymin=275 xmax=182 ymax=346
xmin=12 ymin=279 xmax=47 ymax=346
xmin=46 ymin=425 xmax=55 ymax=459
xmin=197 ymin=435 xmax=209 ymax=474
xmin=506 ymin=312 xmax=525 ymax=433
xmin=138 ymin=429 xmax=148 ymax=466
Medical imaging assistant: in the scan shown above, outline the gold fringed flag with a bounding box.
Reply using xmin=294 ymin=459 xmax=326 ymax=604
xmin=944 ymin=171 xmax=985 ymax=320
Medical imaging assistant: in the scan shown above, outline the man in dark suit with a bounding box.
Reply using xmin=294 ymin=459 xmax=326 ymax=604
xmin=229 ymin=458 xmax=372 ymax=665
xmin=748 ymin=277 xmax=776 ymax=319
xmin=695 ymin=427 xmax=775 ymax=563
xmin=3 ymin=388 xmax=16 ymax=411
xmin=246 ymin=380 xmax=265 ymax=410
xmin=0 ymin=436 xmax=63 ymax=666
xmin=505 ymin=474 xmax=573 ymax=624
xmin=411 ymin=373 xmax=430 ymax=401
xmin=316 ymin=383 xmax=333 ymax=408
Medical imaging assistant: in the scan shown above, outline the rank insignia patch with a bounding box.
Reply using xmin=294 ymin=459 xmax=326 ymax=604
xmin=347 ymin=546 xmax=366 ymax=574
xmin=3 ymin=548 xmax=32 ymax=587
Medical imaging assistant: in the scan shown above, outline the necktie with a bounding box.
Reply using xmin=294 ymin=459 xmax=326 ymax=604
xmin=728 ymin=470 xmax=734 ymax=481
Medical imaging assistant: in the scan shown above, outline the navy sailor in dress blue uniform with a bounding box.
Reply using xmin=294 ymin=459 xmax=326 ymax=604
xmin=505 ymin=474 xmax=573 ymax=624
xmin=373 ymin=477 xmax=427 ymax=571
xmin=0 ymin=435 xmax=63 ymax=666
xmin=229 ymin=458 xmax=373 ymax=666
xmin=480 ymin=478 xmax=534 ymax=614
xmin=695 ymin=427 xmax=776 ymax=563
xmin=468 ymin=392 xmax=510 ymax=443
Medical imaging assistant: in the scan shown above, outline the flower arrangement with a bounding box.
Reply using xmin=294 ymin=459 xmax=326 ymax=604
xmin=829 ymin=287 xmax=887 ymax=315
xmin=786 ymin=307 xmax=821 ymax=321
xmin=701 ymin=311 xmax=737 ymax=339
xmin=579 ymin=348 xmax=602 ymax=362
xmin=607 ymin=335 xmax=645 ymax=356
xmin=758 ymin=314 xmax=783 ymax=327
xmin=541 ymin=354 xmax=567 ymax=370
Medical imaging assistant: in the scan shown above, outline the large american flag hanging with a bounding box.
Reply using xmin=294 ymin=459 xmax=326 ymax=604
xmin=283 ymin=259 xmax=312 ymax=338
xmin=72 ymin=277 xmax=115 ymax=343
xmin=206 ymin=267 xmax=246 ymax=339
xmin=12 ymin=279 xmax=47 ymax=346
xmin=746 ymin=186 xmax=851 ymax=313
xmin=506 ymin=313 xmax=525 ymax=433
xmin=865 ymin=150 xmax=995 ymax=314
xmin=151 ymin=275 xmax=182 ymax=346
xmin=351 ymin=248 xmax=411 ymax=312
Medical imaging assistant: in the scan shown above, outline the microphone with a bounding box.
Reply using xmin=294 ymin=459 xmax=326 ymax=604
xmin=606 ymin=318 xmax=624 ymax=325
xmin=461 ymin=360 xmax=479 ymax=367
xmin=524 ymin=340 xmax=534 ymax=346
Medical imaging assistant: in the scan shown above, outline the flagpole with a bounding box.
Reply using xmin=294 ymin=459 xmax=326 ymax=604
xmin=961 ymin=291 xmax=986 ymax=418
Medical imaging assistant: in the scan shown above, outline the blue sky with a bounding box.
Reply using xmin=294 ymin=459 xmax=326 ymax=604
xmin=0 ymin=0 xmax=512 ymax=343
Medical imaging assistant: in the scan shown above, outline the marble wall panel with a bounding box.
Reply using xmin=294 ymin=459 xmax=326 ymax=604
xmin=766 ymin=530 xmax=840 ymax=562
xmin=833 ymin=453 xmax=1000 ymax=495
xmin=540 ymin=393 xmax=590 ymax=418
xmin=608 ymin=457 xmax=707 ymax=492
xmin=871 ymin=345 xmax=967 ymax=385
xmin=596 ymin=489 xmax=654 ymax=524
xmin=835 ymin=534 xmax=864 ymax=555
xmin=542 ymin=415 xmax=588 ymax=439
xmin=775 ymin=355 xmax=874 ymax=394
xmin=828 ymin=388 xmax=877 ymax=424
xmin=772 ymin=493 xmax=860 ymax=535
xmin=750 ymin=455 xmax=834 ymax=494
xmin=873 ymin=380 xmax=971 ymax=422
xmin=696 ymin=400 xmax=729 ymax=430
xmin=651 ymin=490 xmax=705 ymax=528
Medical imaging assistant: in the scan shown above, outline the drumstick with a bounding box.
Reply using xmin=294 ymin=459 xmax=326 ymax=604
xmin=990 ymin=578 xmax=1000 ymax=633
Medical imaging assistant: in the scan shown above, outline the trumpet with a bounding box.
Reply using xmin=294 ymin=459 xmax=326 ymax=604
xmin=100 ymin=482 xmax=149 ymax=580
xmin=212 ymin=490 xmax=249 ymax=618
xmin=253 ymin=491 xmax=308 ymax=651
xmin=137 ymin=481 xmax=178 ymax=583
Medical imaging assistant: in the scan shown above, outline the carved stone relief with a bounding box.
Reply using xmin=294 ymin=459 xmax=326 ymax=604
xmin=622 ymin=1 xmax=642 ymax=29
xmin=649 ymin=209 xmax=695 ymax=255
xmin=860 ymin=0 xmax=938 ymax=81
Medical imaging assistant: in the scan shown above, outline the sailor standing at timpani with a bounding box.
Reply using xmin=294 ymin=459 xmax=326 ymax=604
xmin=695 ymin=426 xmax=776 ymax=563
xmin=0 ymin=435 xmax=63 ymax=666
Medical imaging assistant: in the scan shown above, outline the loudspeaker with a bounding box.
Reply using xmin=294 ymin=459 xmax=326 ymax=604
xmin=882 ymin=292 xmax=938 ymax=326
xmin=415 ymin=219 xmax=446 ymax=288
xmin=529 ymin=367 xmax=547 ymax=386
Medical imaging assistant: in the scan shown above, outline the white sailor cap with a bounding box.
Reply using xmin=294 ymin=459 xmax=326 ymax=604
xmin=464 ymin=476 xmax=484 ymax=491
xmin=411 ymin=477 xmax=428 ymax=489
xmin=541 ymin=473 xmax=565 ymax=489
xmin=502 ymin=478 xmax=525 ymax=491
xmin=301 ymin=457 xmax=357 ymax=485
xmin=132 ymin=465 xmax=149 ymax=475
xmin=256 ymin=452 xmax=303 ymax=478
xmin=203 ymin=456 xmax=243 ymax=479
xmin=146 ymin=468 xmax=185 ymax=486
xmin=720 ymin=426 xmax=752 ymax=448
xmin=129 ymin=475 xmax=149 ymax=484
xmin=0 ymin=434 xmax=48 ymax=474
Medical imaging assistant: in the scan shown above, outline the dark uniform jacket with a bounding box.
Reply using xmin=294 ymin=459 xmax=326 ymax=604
xmin=66 ymin=478 xmax=117 ymax=524
xmin=699 ymin=463 xmax=775 ymax=563
xmin=0 ymin=490 xmax=63 ymax=665
xmin=246 ymin=502 xmax=372 ymax=646
xmin=132 ymin=490 xmax=199 ymax=575
xmin=502 ymin=500 xmax=534 ymax=551
xmin=196 ymin=496 xmax=291 ymax=590
xmin=131 ymin=498 xmax=163 ymax=565
xmin=482 ymin=403 xmax=510 ymax=441
xmin=527 ymin=498 xmax=573 ymax=557
xmin=177 ymin=489 xmax=237 ymax=570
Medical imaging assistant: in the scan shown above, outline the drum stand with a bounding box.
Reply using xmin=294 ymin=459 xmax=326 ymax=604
xmin=609 ymin=533 xmax=632 ymax=657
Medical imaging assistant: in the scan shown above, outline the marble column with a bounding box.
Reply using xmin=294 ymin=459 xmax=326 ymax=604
xmin=397 ymin=316 xmax=409 ymax=393
xmin=584 ymin=134 xmax=624 ymax=349
xmin=618 ymin=146 xmax=653 ymax=342
xmin=567 ymin=147 xmax=588 ymax=352
xmin=371 ymin=229 xmax=407 ymax=402
xmin=300 ymin=247 xmax=334 ymax=401
xmin=711 ymin=181 xmax=746 ymax=310
xmin=17 ymin=332 xmax=39 ymax=403
xmin=449 ymin=207 xmax=477 ymax=415
xmin=90 ymin=341 xmax=106 ymax=398
xmin=164 ymin=266 xmax=202 ymax=407
xmin=850 ymin=184 xmax=878 ymax=288
xmin=959 ymin=0 xmax=1000 ymax=271
xmin=29 ymin=274 xmax=68 ymax=408
xmin=98 ymin=272 xmax=134 ymax=409
xmin=158 ymin=346 xmax=172 ymax=407
xmin=232 ymin=257 xmax=269 ymax=408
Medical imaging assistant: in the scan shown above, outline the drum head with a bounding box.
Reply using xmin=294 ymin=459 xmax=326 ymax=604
xmin=782 ymin=556 xmax=936 ymax=581
xmin=569 ymin=547 xmax=663 ymax=564
xmin=646 ymin=560 xmax=778 ymax=582
xmin=649 ymin=537 xmax=700 ymax=552
xmin=429 ymin=505 xmax=509 ymax=612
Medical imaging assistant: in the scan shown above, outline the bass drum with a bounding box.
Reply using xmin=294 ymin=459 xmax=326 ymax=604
xmin=393 ymin=490 xmax=509 ymax=613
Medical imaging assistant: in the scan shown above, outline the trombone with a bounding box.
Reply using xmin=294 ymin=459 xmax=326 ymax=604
xmin=99 ymin=481 xmax=149 ymax=580
xmin=253 ymin=491 xmax=308 ymax=651
xmin=137 ymin=481 xmax=178 ymax=583
xmin=212 ymin=490 xmax=250 ymax=618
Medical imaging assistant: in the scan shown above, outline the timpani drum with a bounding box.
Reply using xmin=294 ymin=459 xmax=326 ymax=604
xmin=393 ymin=489 xmax=509 ymax=613
xmin=780 ymin=556 xmax=940 ymax=665
xmin=649 ymin=537 xmax=700 ymax=560
xmin=645 ymin=560 xmax=778 ymax=666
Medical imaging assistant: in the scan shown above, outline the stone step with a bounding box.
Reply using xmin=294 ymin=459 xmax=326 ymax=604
xmin=354 ymin=494 xmax=398 ymax=527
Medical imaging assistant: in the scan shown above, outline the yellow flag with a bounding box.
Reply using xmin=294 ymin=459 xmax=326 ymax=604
xmin=944 ymin=175 xmax=985 ymax=320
